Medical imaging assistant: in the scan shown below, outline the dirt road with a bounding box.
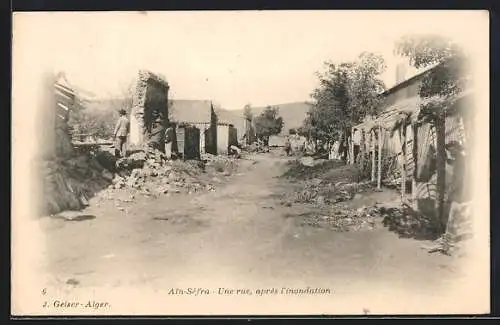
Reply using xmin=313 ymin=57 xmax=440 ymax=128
xmin=32 ymin=152 xmax=465 ymax=315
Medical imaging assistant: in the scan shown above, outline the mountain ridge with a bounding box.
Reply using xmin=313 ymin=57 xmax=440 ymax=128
xmin=226 ymin=101 xmax=313 ymax=134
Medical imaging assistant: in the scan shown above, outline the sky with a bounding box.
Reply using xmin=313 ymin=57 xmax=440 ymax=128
xmin=13 ymin=10 xmax=487 ymax=110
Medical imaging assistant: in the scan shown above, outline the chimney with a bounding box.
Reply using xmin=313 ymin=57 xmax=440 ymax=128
xmin=395 ymin=62 xmax=407 ymax=84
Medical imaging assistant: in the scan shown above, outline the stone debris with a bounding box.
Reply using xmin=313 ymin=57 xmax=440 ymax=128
xmin=290 ymin=181 xmax=373 ymax=205
xmin=203 ymin=153 xmax=239 ymax=175
xmin=299 ymin=156 xmax=315 ymax=167
xmin=300 ymin=205 xmax=382 ymax=232
xmin=381 ymin=205 xmax=440 ymax=240
xmin=96 ymin=148 xmax=238 ymax=202
xmin=294 ymin=200 xmax=447 ymax=236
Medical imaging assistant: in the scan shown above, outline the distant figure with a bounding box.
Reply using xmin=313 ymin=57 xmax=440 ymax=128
xmin=352 ymin=129 xmax=361 ymax=163
xmin=229 ymin=144 xmax=242 ymax=158
xmin=113 ymin=109 xmax=130 ymax=158
xmin=164 ymin=123 xmax=175 ymax=160
xmin=339 ymin=134 xmax=348 ymax=163
xmin=284 ymin=136 xmax=292 ymax=156
xmin=329 ymin=140 xmax=340 ymax=160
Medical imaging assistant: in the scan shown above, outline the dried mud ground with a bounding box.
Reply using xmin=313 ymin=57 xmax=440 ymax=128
xmin=32 ymin=150 xmax=468 ymax=315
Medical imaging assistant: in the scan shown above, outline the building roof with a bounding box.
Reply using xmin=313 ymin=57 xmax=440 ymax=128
xmin=355 ymin=89 xmax=474 ymax=132
xmin=214 ymin=108 xmax=245 ymax=126
xmin=169 ymin=99 xmax=213 ymax=123
xmin=380 ymin=61 xmax=443 ymax=98
xmin=353 ymin=59 xmax=469 ymax=132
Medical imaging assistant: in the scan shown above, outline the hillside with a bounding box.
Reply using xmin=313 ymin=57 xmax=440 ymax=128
xmin=229 ymin=101 xmax=313 ymax=135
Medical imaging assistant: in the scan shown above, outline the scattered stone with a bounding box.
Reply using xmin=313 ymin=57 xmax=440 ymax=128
xmin=300 ymin=156 xmax=315 ymax=167
xmin=84 ymin=148 xmax=238 ymax=203
xmin=311 ymin=178 xmax=323 ymax=186
xmin=316 ymin=195 xmax=325 ymax=205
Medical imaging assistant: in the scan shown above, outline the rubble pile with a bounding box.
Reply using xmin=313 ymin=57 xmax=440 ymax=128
xmin=380 ymin=205 xmax=441 ymax=240
xmin=289 ymin=179 xmax=375 ymax=206
xmin=203 ymin=153 xmax=239 ymax=176
xmin=93 ymin=149 xmax=240 ymax=199
xmin=105 ymin=149 xmax=216 ymax=197
xmin=300 ymin=205 xmax=383 ymax=232
xmin=282 ymin=159 xmax=360 ymax=183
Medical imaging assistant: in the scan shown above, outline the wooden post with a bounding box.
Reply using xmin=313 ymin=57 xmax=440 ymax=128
xmin=371 ymin=130 xmax=376 ymax=182
xmin=400 ymin=124 xmax=407 ymax=202
xmin=435 ymin=113 xmax=447 ymax=232
xmin=350 ymin=128 xmax=355 ymax=164
xmin=365 ymin=130 xmax=370 ymax=165
xmin=377 ymin=126 xmax=383 ymax=189
xmin=412 ymin=123 xmax=419 ymax=210
xmin=360 ymin=129 xmax=365 ymax=169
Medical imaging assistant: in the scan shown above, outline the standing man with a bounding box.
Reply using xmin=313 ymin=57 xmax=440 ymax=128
xmin=114 ymin=109 xmax=130 ymax=158
xmin=284 ymin=136 xmax=292 ymax=156
xmin=352 ymin=128 xmax=361 ymax=163
xmin=164 ymin=122 xmax=175 ymax=160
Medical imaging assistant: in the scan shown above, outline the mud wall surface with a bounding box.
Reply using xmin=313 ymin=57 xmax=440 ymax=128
xmin=144 ymin=79 xmax=169 ymax=152
xmin=130 ymin=71 xmax=169 ymax=149
xmin=217 ymin=125 xmax=229 ymax=155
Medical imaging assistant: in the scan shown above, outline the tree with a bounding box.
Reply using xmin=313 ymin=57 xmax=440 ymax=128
xmin=304 ymin=52 xmax=386 ymax=151
xmin=241 ymin=103 xmax=257 ymax=145
xmin=253 ymin=106 xmax=284 ymax=145
xmin=394 ymin=34 xmax=469 ymax=232
xmin=68 ymin=82 xmax=135 ymax=140
xmin=68 ymin=104 xmax=118 ymax=140
xmin=348 ymin=52 xmax=387 ymax=122
xmin=395 ymin=34 xmax=468 ymax=99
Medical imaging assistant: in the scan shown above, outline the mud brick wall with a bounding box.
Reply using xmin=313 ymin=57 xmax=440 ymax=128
xmin=228 ymin=126 xmax=238 ymax=147
xmin=217 ymin=125 xmax=229 ymax=155
xmin=130 ymin=70 xmax=169 ymax=149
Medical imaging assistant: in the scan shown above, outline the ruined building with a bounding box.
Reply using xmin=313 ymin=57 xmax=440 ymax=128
xmin=38 ymin=73 xmax=113 ymax=215
xmin=129 ymin=70 xmax=170 ymax=152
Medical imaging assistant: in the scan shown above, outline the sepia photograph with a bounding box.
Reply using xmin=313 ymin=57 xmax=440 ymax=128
xmin=11 ymin=10 xmax=490 ymax=316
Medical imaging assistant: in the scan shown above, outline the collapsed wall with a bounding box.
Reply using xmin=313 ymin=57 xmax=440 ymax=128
xmin=39 ymin=73 xmax=113 ymax=215
xmin=129 ymin=70 xmax=170 ymax=151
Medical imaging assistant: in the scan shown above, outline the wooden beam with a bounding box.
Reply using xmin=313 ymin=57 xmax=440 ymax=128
xmin=412 ymin=123 xmax=419 ymax=210
xmin=360 ymin=129 xmax=365 ymax=169
xmin=401 ymin=124 xmax=407 ymax=202
xmin=435 ymin=114 xmax=447 ymax=232
xmin=371 ymin=130 xmax=376 ymax=182
xmin=350 ymin=128 xmax=355 ymax=164
xmin=377 ymin=126 xmax=383 ymax=189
